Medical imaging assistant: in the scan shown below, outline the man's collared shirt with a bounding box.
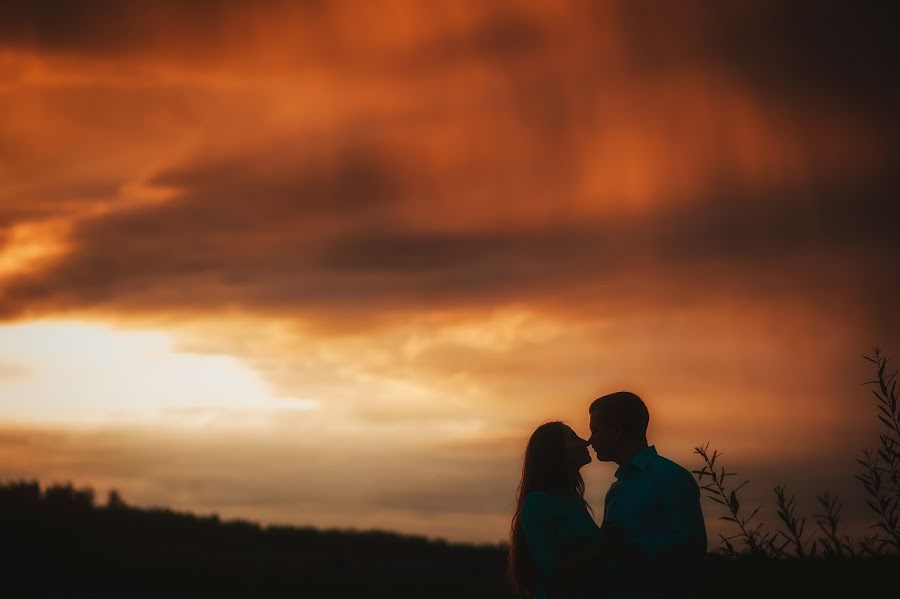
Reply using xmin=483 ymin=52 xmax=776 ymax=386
xmin=603 ymin=445 xmax=707 ymax=561
xmin=600 ymin=446 xmax=707 ymax=599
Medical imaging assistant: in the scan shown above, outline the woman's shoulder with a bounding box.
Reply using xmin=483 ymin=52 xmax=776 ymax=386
xmin=523 ymin=491 xmax=581 ymax=512
xmin=523 ymin=490 xmax=551 ymax=505
xmin=522 ymin=490 xmax=557 ymax=510
xmin=521 ymin=491 xmax=559 ymax=524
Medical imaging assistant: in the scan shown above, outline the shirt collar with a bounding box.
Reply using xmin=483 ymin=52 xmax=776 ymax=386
xmin=613 ymin=445 xmax=657 ymax=480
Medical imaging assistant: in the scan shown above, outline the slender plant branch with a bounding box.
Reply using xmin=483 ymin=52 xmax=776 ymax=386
xmin=693 ymin=444 xmax=779 ymax=557
xmin=773 ymin=484 xmax=815 ymax=559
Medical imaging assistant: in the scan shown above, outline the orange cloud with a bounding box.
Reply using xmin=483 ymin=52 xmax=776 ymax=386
xmin=0 ymin=0 xmax=897 ymax=544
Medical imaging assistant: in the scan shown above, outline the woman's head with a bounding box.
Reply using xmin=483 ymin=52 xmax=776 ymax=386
xmin=523 ymin=422 xmax=591 ymax=489
xmin=507 ymin=421 xmax=591 ymax=595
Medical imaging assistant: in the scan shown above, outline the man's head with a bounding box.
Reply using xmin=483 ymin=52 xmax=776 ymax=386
xmin=588 ymin=391 xmax=649 ymax=463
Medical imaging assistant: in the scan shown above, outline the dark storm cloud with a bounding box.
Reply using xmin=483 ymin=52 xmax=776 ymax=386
xmin=150 ymin=144 xmax=395 ymax=219
xmin=658 ymin=177 xmax=900 ymax=262
xmin=1 ymin=137 xmax=897 ymax=324
xmin=616 ymin=1 xmax=900 ymax=112
xmin=323 ymin=175 xmax=900 ymax=274
xmin=4 ymin=0 xmax=897 ymax=115
xmin=0 ymin=179 xmax=122 ymax=227
xmin=0 ymin=0 xmax=249 ymax=56
xmin=0 ymin=0 xmax=544 ymax=58
xmin=413 ymin=8 xmax=548 ymax=66
xmin=722 ymin=2 xmax=900 ymax=113
xmin=0 ymin=141 xmax=406 ymax=317
xmin=0 ymin=0 xmax=896 ymax=327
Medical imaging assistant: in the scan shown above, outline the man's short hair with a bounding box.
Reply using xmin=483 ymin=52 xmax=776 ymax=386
xmin=589 ymin=391 xmax=649 ymax=441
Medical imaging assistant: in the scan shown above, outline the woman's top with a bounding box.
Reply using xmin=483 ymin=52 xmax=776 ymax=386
xmin=521 ymin=490 xmax=602 ymax=599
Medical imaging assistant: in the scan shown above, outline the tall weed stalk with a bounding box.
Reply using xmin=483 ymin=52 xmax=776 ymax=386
xmin=856 ymin=348 xmax=900 ymax=552
xmin=696 ymin=348 xmax=900 ymax=557
xmin=692 ymin=444 xmax=782 ymax=557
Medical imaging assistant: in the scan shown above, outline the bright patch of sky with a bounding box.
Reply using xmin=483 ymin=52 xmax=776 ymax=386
xmin=0 ymin=320 xmax=317 ymax=430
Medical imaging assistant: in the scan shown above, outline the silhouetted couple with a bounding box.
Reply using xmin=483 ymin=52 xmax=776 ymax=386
xmin=508 ymin=392 xmax=707 ymax=599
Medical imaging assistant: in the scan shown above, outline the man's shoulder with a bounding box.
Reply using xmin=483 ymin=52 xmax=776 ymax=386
xmin=649 ymin=451 xmax=696 ymax=482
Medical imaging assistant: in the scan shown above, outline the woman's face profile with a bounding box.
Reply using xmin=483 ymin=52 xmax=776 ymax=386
xmin=562 ymin=425 xmax=591 ymax=469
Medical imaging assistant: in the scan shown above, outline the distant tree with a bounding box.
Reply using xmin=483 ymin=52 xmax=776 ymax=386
xmin=0 ymin=480 xmax=41 ymax=508
xmin=105 ymin=488 xmax=127 ymax=510
xmin=44 ymin=482 xmax=95 ymax=511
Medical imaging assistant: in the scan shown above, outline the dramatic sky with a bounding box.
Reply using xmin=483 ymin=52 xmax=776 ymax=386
xmin=1 ymin=0 xmax=898 ymax=544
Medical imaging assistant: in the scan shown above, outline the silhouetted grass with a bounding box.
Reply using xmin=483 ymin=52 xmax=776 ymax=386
xmin=858 ymin=347 xmax=900 ymax=551
xmin=773 ymin=483 xmax=814 ymax=558
xmin=695 ymin=349 xmax=900 ymax=559
xmin=693 ymin=443 xmax=783 ymax=557
xmin=683 ymin=348 xmax=900 ymax=597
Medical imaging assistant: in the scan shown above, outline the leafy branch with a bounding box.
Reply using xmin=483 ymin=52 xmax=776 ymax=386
xmin=857 ymin=347 xmax=900 ymax=551
xmin=693 ymin=443 xmax=782 ymax=557
xmin=773 ymin=484 xmax=815 ymax=559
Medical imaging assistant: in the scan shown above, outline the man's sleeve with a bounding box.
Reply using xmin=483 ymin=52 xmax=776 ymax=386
xmin=629 ymin=467 xmax=707 ymax=560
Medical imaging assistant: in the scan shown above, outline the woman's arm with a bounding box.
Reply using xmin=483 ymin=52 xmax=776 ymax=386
xmin=521 ymin=492 xmax=559 ymax=580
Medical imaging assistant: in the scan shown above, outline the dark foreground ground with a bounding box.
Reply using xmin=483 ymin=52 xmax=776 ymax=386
xmin=2 ymin=481 xmax=898 ymax=598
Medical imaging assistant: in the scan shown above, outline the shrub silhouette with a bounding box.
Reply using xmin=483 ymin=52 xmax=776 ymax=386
xmin=694 ymin=348 xmax=900 ymax=561
xmin=857 ymin=347 xmax=900 ymax=551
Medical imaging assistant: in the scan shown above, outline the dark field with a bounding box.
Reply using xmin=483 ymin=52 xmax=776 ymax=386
xmin=1 ymin=479 xmax=898 ymax=599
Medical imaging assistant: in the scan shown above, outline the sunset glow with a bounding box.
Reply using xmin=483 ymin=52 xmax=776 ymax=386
xmin=1 ymin=0 xmax=897 ymax=544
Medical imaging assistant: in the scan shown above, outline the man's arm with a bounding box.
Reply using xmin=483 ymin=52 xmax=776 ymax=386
xmin=550 ymin=521 xmax=626 ymax=597
xmin=555 ymin=520 xmax=627 ymax=575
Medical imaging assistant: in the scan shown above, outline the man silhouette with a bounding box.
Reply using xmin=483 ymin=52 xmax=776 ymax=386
xmin=588 ymin=391 xmax=707 ymax=598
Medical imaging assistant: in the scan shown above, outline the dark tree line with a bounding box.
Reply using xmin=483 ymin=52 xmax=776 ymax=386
xmin=0 ymin=480 xmax=512 ymax=598
xmin=3 ymin=477 xmax=898 ymax=599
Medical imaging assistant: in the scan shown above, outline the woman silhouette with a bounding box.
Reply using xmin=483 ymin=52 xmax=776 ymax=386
xmin=508 ymin=421 xmax=608 ymax=599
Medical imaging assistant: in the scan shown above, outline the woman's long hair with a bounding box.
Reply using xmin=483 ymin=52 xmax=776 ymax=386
xmin=507 ymin=421 xmax=591 ymax=597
